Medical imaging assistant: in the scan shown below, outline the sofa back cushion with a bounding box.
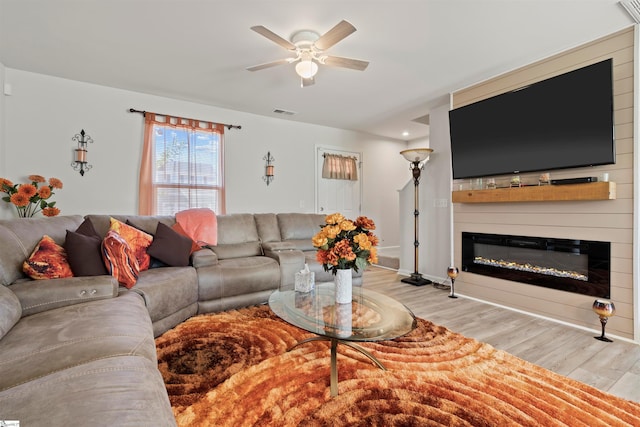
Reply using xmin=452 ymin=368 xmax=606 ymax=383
xmin=254 ymin=213 xmax=280 ymax=243
xmin=0 ymin=215 xmax=84 ymax=286
xmin=0 ymin=285 xmax=21 ymax=339
xmin=84 ymin=215 xmax=176 ymax=237
xmin=277 ymin=213 xmax=325 ymax=251
xmin=210 ymin=214 xmax=261 ymax=259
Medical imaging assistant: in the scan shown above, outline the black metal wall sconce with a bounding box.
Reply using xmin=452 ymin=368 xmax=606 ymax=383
xmin=71 ymin=129 xmax=93 ymax=176
xmin=263 ymin=151 xmax=275 ymax=186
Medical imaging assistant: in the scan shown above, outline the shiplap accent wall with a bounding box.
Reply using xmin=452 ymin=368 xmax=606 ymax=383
xmin=451 ymin=27 xmax=635 ymax=340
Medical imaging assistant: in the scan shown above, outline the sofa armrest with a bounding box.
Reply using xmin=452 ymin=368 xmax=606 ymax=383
xmin=263 ymin=248 xmax=305 ymax=291
xmin=9 ymin=276 xmax=119 ymax=316
xmin=261 ymin=241 xmax=297 ymax=252
xmin=191 ymin=248 xmax=218 ymax=268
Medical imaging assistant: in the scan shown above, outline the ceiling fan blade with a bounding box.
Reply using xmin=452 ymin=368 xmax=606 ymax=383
xmin=301 ymin=76 xmax=315 ymax=88
xmin=321 ymin=55 xmax=369 ymax=71
xmin=250 ymin=25 xmax=296 ymax=50
xmin=246 ymin=58 xmax=293 ymax=72
xmin=314 ymin=20 xmax=356 ymax=50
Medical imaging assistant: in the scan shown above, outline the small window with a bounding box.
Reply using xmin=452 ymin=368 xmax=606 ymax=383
xmin=140 ymin=113 xmax=225 ymax=215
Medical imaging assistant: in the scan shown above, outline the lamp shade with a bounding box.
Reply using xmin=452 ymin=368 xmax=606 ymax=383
xmin=400 ymin=148 xmax=433 ymax=163
xmin=295 ymin=60 xmax=319 ymax=79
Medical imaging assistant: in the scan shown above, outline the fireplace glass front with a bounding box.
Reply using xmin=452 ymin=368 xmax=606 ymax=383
xmin=461 ymin=232 xmax=610 ymax=298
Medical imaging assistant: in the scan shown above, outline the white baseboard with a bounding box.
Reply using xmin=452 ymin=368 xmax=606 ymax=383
xmin=458 ymin=293 xmax=639 ymax=345
xmin=394 ymin=271 xmax=638 ymax=345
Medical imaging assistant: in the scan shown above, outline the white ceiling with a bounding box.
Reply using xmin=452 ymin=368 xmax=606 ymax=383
xmin=0 ymin=0 xmax=634 ymax=141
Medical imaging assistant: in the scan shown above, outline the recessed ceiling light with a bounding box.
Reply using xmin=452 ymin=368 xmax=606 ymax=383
xmin=402 ymin=131 xmax=410 ymax=137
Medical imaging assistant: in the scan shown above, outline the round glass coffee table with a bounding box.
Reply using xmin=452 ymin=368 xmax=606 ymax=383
xmin=268 ymin=282 xmax=416 ymax=397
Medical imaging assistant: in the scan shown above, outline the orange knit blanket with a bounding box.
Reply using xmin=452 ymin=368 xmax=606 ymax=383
xmin=175 ymin=208 xmax=217 ymax=247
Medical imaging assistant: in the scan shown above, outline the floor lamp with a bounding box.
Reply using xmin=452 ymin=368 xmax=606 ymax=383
xmin=400 ymin=148 xmax=433 ymax=286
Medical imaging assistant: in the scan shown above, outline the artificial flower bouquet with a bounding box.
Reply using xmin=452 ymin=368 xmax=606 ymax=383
xmin=312 ymin=212 xmax=379 ymax=274
xmin=0 ymin=175 xmax=63 ymax=217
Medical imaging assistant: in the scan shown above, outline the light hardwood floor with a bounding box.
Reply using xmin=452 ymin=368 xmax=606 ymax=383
xmin=362 ymin=266 xmax=640 ymax=403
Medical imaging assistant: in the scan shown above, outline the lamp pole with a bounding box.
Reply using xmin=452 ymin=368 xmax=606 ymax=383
xmin=400 ymin=148 xmax=433 ymax=286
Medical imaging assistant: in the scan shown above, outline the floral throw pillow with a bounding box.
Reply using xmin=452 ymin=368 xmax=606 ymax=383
xmin=23 ymin=235 xmax=74 ymax=280
xmin=109 ymin=218 xmax=153 ymax=271
xmin=101 ymin=230 xmax=139 ymax=289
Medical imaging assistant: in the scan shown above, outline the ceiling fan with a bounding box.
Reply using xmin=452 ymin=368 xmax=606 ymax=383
xmin=246 ymin=20 xmax=369 ymax=87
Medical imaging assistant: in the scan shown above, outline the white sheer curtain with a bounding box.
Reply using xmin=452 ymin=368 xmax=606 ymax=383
xmin=322 ymin=154 xmax=358 ymax=181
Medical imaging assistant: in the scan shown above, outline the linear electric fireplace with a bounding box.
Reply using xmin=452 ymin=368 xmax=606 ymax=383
xmin=462 ymin=232 xmax=610 ymax=298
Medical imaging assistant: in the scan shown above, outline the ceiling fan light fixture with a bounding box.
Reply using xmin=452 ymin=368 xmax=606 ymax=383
xmin=249 ymin=21 xmax=368 ymax=86
xmin=295 ymin=59 xmax=319 ymax=79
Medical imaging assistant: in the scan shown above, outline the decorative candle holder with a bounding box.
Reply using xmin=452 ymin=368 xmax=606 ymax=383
xmin=263 ymin=151 xmax=275 ymax=186
xmin=447 ymin=266 xmax=459 ymax=298
xmin=71 ymin=129 xmax=94 ymax=176
xmin=592 ymin=299 xmax=615 ymax=342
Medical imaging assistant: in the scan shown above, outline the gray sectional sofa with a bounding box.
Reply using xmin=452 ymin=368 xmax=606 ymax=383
xmin=0 ymin=212 xmax=361 ymax=426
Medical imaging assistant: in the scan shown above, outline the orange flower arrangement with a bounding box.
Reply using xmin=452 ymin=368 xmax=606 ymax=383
xmin=312 ymin=212 xmax=379 ymax=274
xmin=0 ymin=175 xmax=63 ymax=217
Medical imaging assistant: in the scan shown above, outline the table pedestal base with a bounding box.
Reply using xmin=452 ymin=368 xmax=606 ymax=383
xmin=290 ymin=336 xmax=386 ymax=397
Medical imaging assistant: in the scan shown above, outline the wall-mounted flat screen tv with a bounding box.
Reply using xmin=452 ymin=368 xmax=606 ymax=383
xmin=449 ymin=59 xmax=615 ymax=180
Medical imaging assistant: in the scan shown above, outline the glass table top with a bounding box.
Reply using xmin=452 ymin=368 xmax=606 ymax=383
xmin=268 ymin=283 xmax=416 ymax=342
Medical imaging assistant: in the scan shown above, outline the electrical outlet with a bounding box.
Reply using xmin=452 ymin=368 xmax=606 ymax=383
xmin=433 ymin=199 xmax=449 ymax=208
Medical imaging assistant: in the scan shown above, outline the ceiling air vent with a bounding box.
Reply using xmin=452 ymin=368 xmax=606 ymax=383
xmin=273 ymin=109 xmax=296 ymax=116
xmin=411 ymin=114 xmax=430 ymax=125
xmin=620 ymin=0 xmax=640 ymax=23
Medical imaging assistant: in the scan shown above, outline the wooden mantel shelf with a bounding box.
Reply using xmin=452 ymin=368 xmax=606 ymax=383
xmin=452 ymin=181 xmax=616 ymax=203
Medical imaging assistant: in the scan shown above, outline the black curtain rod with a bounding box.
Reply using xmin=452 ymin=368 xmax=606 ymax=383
xmin=128 ymin=108 xmax=241 ymax=130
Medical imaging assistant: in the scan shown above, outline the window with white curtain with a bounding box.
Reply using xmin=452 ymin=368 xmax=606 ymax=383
xmin=139 ymin=113 xmax=225 ymax=215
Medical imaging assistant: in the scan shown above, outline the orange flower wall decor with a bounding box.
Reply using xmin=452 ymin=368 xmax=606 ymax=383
xmin=312 ymin=212 xmax=379 ymax=274
xmin=0 ymin=175 xmax=63 ymax=217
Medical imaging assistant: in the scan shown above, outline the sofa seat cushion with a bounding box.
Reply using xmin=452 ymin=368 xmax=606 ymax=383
xmin=0 ymin=355 xmax=176 ymax=426
xmin=133 ymin=267 xmax=198 ymax=323
xmin=0 ymin=291 xmax=155 ymax=392
xmin=216 ymin=256 xmax=280 ymax=298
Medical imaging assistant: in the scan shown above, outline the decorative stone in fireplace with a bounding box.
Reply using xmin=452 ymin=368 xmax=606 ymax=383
xmin=461 ymin=232 xmax=610 ymax=298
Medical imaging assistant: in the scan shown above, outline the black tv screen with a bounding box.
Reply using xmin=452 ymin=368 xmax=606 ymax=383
xmin=449 ymin=59 xmax=615 ymax=180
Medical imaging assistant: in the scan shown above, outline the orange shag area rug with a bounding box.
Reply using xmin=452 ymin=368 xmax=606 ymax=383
xmin=155 ymin=305 xmax=640 ymax=426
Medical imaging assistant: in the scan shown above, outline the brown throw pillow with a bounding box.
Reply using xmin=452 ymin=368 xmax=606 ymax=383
xmin=101 ymin=230 xmax=139 ymax=289
xmin=76 ymin=217 xmax=101 ymax=238
xmin=147 ymin=222 xmax=193 ymax=267
xmin=23 ymin=235 xmax=74 ymax=280
xmin=64 ymin=217 xmax=108 ymax=277
xmin=172 ymin=223 xmax=201 ymax=254
xmin=64 ymin=230 xmax=109 ymax=276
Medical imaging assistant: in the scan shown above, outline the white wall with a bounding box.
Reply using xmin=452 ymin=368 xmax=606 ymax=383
xmin=0 ymin=61 xmax=6 ymax=177
xmin=0 ymin=68 xmax=407 ymax=247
